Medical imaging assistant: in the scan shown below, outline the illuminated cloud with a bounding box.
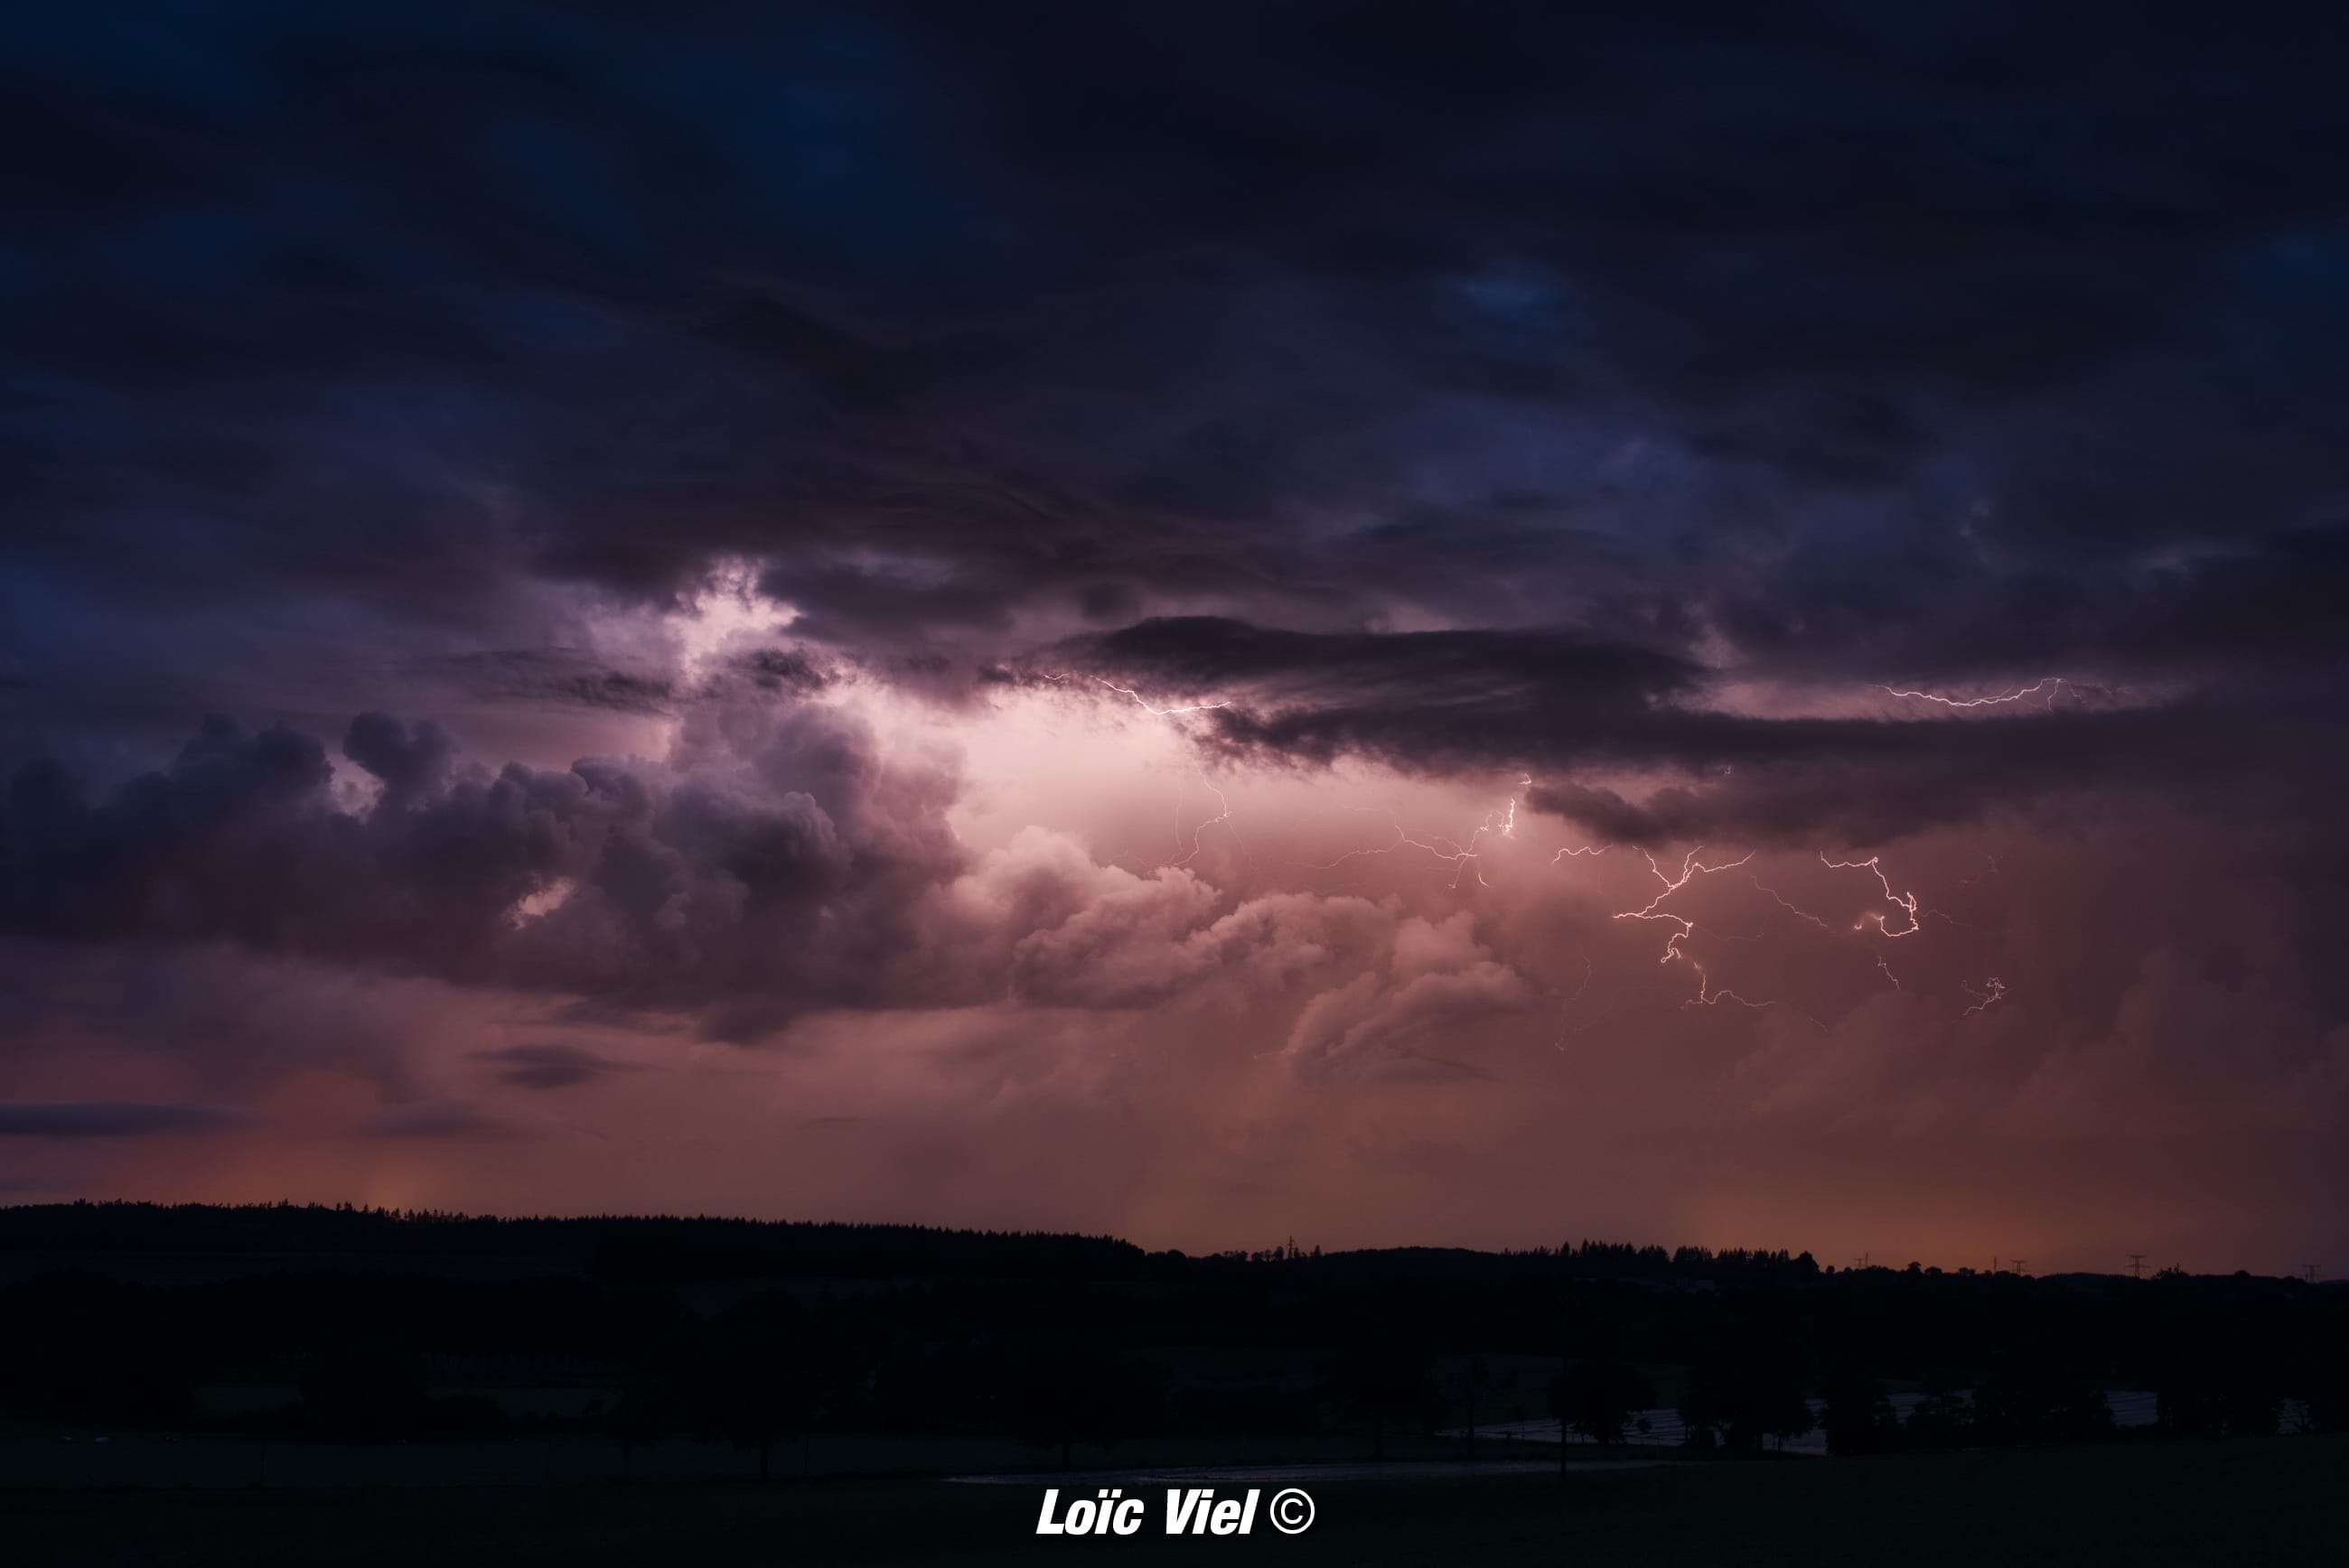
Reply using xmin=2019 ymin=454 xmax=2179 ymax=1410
xmin=2 ymin=3 xmax=2347 ymax=1270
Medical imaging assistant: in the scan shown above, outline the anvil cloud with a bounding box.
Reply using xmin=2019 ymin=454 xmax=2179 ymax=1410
xmin=4 ymin=3 xmax=2347 ymax=1272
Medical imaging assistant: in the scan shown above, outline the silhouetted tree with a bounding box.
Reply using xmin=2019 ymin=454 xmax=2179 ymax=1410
xmin=1682 ymin=1328 xmax=1811 ymax=1451
xmin=610 ymin=1373 xmax=675 ymax=1481
xmin=1454 ymin=1358 xmax=1496 ymax=1461
xmin=299 ymin=1342 xmax=428 ymax=1438
xmin=1329 ymin=1321 xmax=1438 ymax=1461
xmin=2291 ymin=1338 xmax=2344 ymax=1435
xmin=1552 ymin=1358 xmax=1652 ymax=1445
xmin=1819 ymin=1369 xmax=1899 ymax=1455
xmin=1973 ymin=1349 xmax=2115 ymax=1445
xmin=2157 ymin=1327 xmax=2281 ymax=1437
xmin=689 ymin=1293 xmax=825 ymax=1479
xmin=998 ymin=1335 xmax=1162 ymax=1470
xmin=5 ymin=1202 xmax=2347 ymax=1470
xmin=1903 ymin=1370 xmax=1973 ymax=1450
xmin=0 ymin=1272 xmax=195 ymax=1422
xmin=1762 ymin=1386 xmax=1817 ymax=1451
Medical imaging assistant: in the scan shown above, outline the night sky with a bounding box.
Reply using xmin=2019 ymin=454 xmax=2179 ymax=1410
xmin=5 ymin=4 xmax=2347 ymax=1274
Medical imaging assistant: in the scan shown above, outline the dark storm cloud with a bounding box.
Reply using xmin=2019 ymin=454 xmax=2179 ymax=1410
xmin=404 ymin=650 xmax=677 ymax=716
xmin=0 ymin=1101 xmax=262 ymax=1138
xmin=0 ymin=702 xmax=1531 ymax=1068
xmin=5 ymin=1 xmax=2349 ymax=1269
xmin=1062 ymin=616 xmax=2340 ymax=844
xmin=1706 ymin=527 xmax=2349 ymax=689
xmin=469 ymin=1042 xmax=647 ymax=1090
xmin=9 ymin=0 xmax=2349 ymax=749
xmin=1509 ymin=704 xmax=2281 ymax=846
xmin=1067 ymin=618 xmax=1699 ymax=702
xmin=0 ymin=705 xmax=971 ymax=1030
xmin=4 ymin=8 xmax=2349 ymax=955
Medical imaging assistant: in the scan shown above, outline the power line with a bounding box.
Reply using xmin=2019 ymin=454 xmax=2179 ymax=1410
xmin=2127 ymin=1254 xmax=2147 ymax=1280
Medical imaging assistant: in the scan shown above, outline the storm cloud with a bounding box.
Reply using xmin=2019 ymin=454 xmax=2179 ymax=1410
xmin=4 ymin=3 xmax=2348 ymax=1269
xmin=0 ymin=1102 xmax=263 ymax=1139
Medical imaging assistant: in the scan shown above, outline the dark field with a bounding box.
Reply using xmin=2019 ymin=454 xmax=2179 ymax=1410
xmin=4 ymin=1437 xmax=2341 ymax=1567
xmin=5 ymin=1209 xmax=2342 ymax=1567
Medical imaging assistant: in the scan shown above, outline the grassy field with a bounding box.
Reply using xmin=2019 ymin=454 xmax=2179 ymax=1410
xmin=1 ymin=1435 xmax=2337 ymax=1567
xmin=0 ymin=1422 xmax=1541 ymax=1489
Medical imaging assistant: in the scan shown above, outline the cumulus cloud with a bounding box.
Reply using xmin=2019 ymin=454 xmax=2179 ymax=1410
xmin=4 ymin=4 xmax=2349 ymax=1265
xmin=0 ymin=706 xmax=1539 ymax=1080
xmin=982 ymin=841 xmax=1395 ymax=1012
xmin=0 ymin=704 xmax=965 ymax=1030
xmin=1284 ymin=914 xmax=1535 ymax=1078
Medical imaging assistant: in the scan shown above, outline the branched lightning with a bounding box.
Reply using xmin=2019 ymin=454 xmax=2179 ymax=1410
xmin=1169 ymin=777 xmax=1246 ymax=868
xmin=1962 ymin=975 xmax=2007 ymax=1014
xmin=1094 ymin=678 xmax=1231 ymax=717
xmin=1820 ymin=853 xmax=1923 ymax=937
xmin=1880 ymin=677 xmax=2065 ymax=710
xmin=1679 ymin=956 xmax=1818 ymax=1022
xmin=1617 ymin=847 xmax=1758 ymax=929
xmin=1602 ymin=850 xmax=1819 ymax=1022
xmin=1068 ymin=673 xmax=1246 ymax=870
xmin=1611 ymin=847 xmax=1755 ymax=993
xmin=1592 ymin=841 xmax=1994 ymax=1018
xmin=1053 ymin=668 xmax=2013 ymax=1031
xmin=1296 ymin=782 xmax=1531 ymax=888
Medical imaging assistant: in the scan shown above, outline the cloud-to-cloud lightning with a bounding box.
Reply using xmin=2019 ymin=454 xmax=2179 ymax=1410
xmin=5 ymin=2 xmax=2346 ymax=1274
xmin=1879 ymin=677 xmax=2069 ymax=711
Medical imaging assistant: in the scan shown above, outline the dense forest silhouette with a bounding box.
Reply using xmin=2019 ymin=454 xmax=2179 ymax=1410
xmin=3 ymin=1202 xmax=2342 ymax=1463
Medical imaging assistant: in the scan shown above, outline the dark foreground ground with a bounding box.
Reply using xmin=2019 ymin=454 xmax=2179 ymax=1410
xmin=3 ymin=1435 xmax=2339 ymax=1568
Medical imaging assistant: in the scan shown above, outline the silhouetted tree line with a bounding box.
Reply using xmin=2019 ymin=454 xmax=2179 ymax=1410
xmin=2 ymin=1204 xmax=2344 ymax=1462
xmin=0 ymin=1199 xmax=1145 ymax=1281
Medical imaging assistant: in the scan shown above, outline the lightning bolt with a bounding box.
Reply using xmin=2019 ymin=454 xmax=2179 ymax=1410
xmin=1880 ymin=677 xmax=2065 ymax=710
xmin=1066 ymin=674 xmax=1246 ymax=870
xmin=1611 ymin=847 xmax=1756 ymax=989
xmin=1598 ymin=844 xmax=1950 ymax=1015
xmin=1169 ymin=777 xmax=1246 ymax=868
xmin=1053 ymin=670 xmax=2011 ymax=1029
xmin=1094 ymin=678 xmax=1231 ymax=717
xmin=1606 ymin=850 xmax=1818 ymax=1021
xmin=1327 ymin=815 xmax=1493 ymax=888
xmin=1741 ymin=869 xmax=1834 ymax=931
xmin=1427 ymin=799 xmax=1521 ymax=888
xmin=1679 ymin=955 xmax=1814 ymax=1021
xmin=1551 ymin=952 xmax=1596 ymax=1050
xmin=1820 ymin=853 xmax=1923 ymax=937
xmin=1296 ymin=782 xmax=1531 ymax=888
xmin=1617 ymin=846 xmax=1757 ymax=926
